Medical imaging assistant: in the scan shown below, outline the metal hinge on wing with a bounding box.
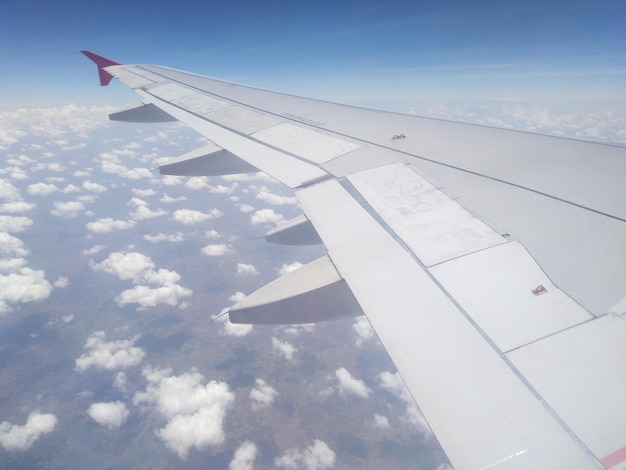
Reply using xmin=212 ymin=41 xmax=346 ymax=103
xmin=159 ymin=144 xmax=259 ymax=176
xmin=228 ymin=255 xmax=363 ymax=325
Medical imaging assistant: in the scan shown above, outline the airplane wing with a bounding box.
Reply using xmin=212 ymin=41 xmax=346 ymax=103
xmin=82 ymin=51 xmax=626 ymax=470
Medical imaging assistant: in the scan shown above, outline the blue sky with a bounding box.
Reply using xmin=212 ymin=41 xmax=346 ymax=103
xmin=2 ymin=0 xmax=625 ymax=109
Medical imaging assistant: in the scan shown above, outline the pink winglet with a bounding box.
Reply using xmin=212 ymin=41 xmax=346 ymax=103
xmin=81 ymin=50 xmax=121 ymax=86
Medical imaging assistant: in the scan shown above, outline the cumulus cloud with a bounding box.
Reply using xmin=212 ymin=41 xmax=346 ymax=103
xmin=274 ymin=439 xmax=336 ymax=470
xmin=277 ymin=261 xmax=303 ymax=276
xmin=132 ymin=188 xmax=156 ymax=197
xmin=27 ymin=183 xmax=59 ymax=196
xmin=0 ymin=412 xmax=58 ymax=451
xmin=236 ymin=263 xmax=258 ymax=277
xmin=82 ymin=180 xmax=107 ymax=193
xmin=0 ymin=201 xmax=35 ymax=213
xmin=75 ymin=331 xmax=145 ymax=372
xmin=100 ymin=160 xmax=153 ymax=180
xmin=0 ymin=215 xmax=32 ymax=233
xmin=133 ymin=367 xmax=234 ymax=459
xmin=373 ymin=414 xmax=390 ymax=429
xmin=272 ymin=337 xmax=296 ymax=360
xmin=143 ymin=233 xmax=184 ymax=243
xmin=88 ymin=401 xmax=129 ymax=429
xmin=255 ymin=186 xmax=298 ymax=205
xmin=250 ymin=208 xmax=284 ymax=225
xmin=90 ymin=252 xmax=192 ymax=309
xmin=0 ymin=267 xmax=52 ymax=314
xmin=53 ymin=276 xmax=69 ymax=288
xmin=250 ymin=379 xmax=278 ymax=409
xmin=378 ymin=371 xmax=429 ymax=434
xmin=130 ymin=205 xmax=167 ymax=221
xmin=160 ymin=193 xmax=187 ymax=203
xmin=86 ymin=218 xmax=135 ymax=233
xmin=201 ymin=244 xmax=233 ymax=256
xmin=212 ymin=308 xmax=254 ymax=337
xmin=237 ymin=203 xmax=254 ymax=213
xmin=50 ymin=200 xmax=84 ymax=218
xmin=173 ymin=208 xmax=222 ymax=225
xmin=82 ymin=244 xmax=105 ymax=256
xmin=335 ymin=368 xmax=371 ymax=399
xmin=352 ymin=317 xmax=375 ymax=348
xmin=229 ymin=441 xmax=258 ymax=470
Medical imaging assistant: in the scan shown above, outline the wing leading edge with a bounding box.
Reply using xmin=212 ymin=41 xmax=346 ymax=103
xmin=82 ymin=51 xmax=626 ymax=470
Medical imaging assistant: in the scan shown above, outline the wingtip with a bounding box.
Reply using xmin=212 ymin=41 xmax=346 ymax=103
xmin=81 ymin=50 xmax=121 ymax=86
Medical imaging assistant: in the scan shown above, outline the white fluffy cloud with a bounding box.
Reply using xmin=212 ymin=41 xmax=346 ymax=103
xmin=87 ymin=401 xmax=129 ymax=429
xmin=335 ymin=368 xmax=371 ymax=399
xmin=91 ymin=252 xmax=192 ymax=309
xmin=27 ymin=183 xmax=59 ymax=196
xmin=173 ymin=208 xmax=222 ymax=225
xmin=373 ymin=414 xmax=390 ymax=429
xmin=255 ymin=186 xmax=298 ymax=205
xmin=352 ymin=317 xmax=375 ymax=348
xmin=0 ymin=216 xmax=32 ymax=233
xmin=272 ymin=337 xmax=296 ymax=360
xmin=75 ymin=331 xmax=145 ymax=372
xmin=236 ymin=263 xmax=258 ymax=277
xmin=0 ymin=412 xmax=58 ymax=451
xmin=133 ymin=367 xmax=234 ymax=459
xmin=274 ymin=439 xmax=336 ymax=470
xmin=249 ymin=378 xmax=278 ymax=409
xmin=229 ymin=441 xmax=258 ymax=470
xmin=50 ymin=200 xmax=84 ymax=218
xmin=86 ymin=218 xmax=135 ymax=233
xmin=143 ymin=232 xmax=184 ymax=243
xmin=250 ymin=208 xmax=284 ymax=225
xmin=53 ymin=276 xmax=69 ymax=288
xmin=0 ymin=267 xmax=52 ymax=314
xmin=212 ymin=308 xmax=254 ymax=337
xmin=201 ymin=244 xmax=233 ymax=256
xmin=378 ymin=371 xmax=429 ymax=434
xmin=277 ymin=261 xmax=303 ymax=276
xmin=82 ymin=180 xmax=108 ymax=193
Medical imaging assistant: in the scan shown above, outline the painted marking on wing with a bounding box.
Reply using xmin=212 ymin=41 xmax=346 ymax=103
xmin=601 ymin=446 xmax=626 ymax=468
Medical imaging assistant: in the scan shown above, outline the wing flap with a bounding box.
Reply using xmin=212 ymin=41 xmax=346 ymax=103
xmin=159 ymin=144 xmax=259 ymax=176
xmin=296 ymin=177 xmax=600 ymax=469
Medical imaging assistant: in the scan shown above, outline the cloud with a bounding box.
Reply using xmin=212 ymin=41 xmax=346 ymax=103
xmin=0 ymin=201 xmax=35 ymax=213
xmin=88 ymin=401 xmax=130 ymax=429
xmin=229 ymin=441 xmax=258 ymax=470
xmin=132 ymin=188 xmax=156 ymax=197
xmin=352 ymin=317 xmax=375 ymax=347
xmin=250 ymin=208 xmax=284 ymax=225
xmin=378 ymin=371 xmax=429 ymax=434
xmin=255 ymin=186 xmax=298 ymax=205
xmin=82 ymin=180 xmax=107 ymax=193
xmin=130 ymin=205 xmax=167 ymax=221
xmin=212 ymin=308 xmax=253 ymax=337
xmin=201 ymin=244 xmax=233 ymax=256
xmin=0 ymin=412 xmax=58 ymax=451
xmin=274 ymin=439 xmax=336 ymax=470
xmin=133 ymin=367 xmax=234 ymax=459
xmin=277 ymin=261 xmax=303 ymax=276
xmin=250 ymin=379 xmax=278 ymax=409
xmin=75 ymin=331 xmax=145 ymax=372
xmin=160 ymin=193 xmax=187 ymax=203
xmin=272 ymin=337 xmax=296 ymax=360
xmin=27 ymin=183 xmax=59 ymax=196
xmin=236 ymin=263 xmax=258 ymax=277
xmin=0 ymin=232 xmax=30 ymax=257
xmin=0 ymin=216 xmax=32 ymax=233
xmin=91 ymin=252 xmax=192 ymax=309
xmin=143 ymin=233 xmax=184 ymax=243
xmin=0 ymin=267 xmax=52 ymax=314
xmin=335 ymin=368 xmax=371 ymax=399
xmin=373 ymin=414 xmax=390 ymax=429
xmin=237 ymin=203 xmax=254 ymax=213
xmin=53 ymin=276 xmax=69 ymax=288
xmin=50 ymin=201 xmax=85 ymax=218
xmin=173 ymin=208 xmax=222 ymax=225
xmin=100 ymin=160 xmax=153 ymax=180
xmin=86 ymin=218 xmax=135 ymax=233
xmin=82 ymin=244 xmax=105 ymax=256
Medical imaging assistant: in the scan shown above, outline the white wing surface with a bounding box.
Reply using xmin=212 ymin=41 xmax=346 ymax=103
xmin=83 ymin=51 xmax=626 ymax=470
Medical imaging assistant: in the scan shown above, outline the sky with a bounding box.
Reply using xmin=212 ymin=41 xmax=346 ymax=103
xmin=2 ymin=0 xmax=625 ymax=109
xmin=0 ymin=1 xmax=625 ymax=469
